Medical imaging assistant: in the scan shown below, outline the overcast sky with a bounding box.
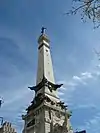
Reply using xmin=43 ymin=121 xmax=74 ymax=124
xmin=0 ymin=0 xmax=100 ymax=133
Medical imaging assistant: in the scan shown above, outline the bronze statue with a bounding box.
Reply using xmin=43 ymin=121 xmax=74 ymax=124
xmin=41 ymin=27 xmax=46 ymax=34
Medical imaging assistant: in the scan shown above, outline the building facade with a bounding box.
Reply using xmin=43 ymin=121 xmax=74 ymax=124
xmin=0 ymin=122 xmax=16 ymax=133
xmin=22 ymin=28 xmax=73 ymax=133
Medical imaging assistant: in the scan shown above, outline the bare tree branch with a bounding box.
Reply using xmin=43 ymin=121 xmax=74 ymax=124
xmin=67 ymin=0 xmax=100 ymax=28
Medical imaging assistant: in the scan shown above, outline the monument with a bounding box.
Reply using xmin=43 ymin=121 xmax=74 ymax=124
xmin=22 ymin=28 xmax=74 ymax=133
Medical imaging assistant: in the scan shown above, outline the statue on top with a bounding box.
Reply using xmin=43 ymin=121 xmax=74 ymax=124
xmin=41 ymin=27 xmax=46 ymax=34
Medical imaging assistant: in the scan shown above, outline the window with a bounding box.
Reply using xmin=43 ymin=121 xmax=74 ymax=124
xmin=46 ymin=49 xmax=48 ymax=52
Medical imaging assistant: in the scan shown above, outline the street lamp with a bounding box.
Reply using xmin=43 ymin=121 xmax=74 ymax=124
xmin=0 ymin=117 xmax=3 ymax=126
xmin=0 ymin=97 xmax=4 ymax=126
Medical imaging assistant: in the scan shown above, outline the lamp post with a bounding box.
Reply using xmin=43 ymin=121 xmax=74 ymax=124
xmin=0 ymin=97 xmax=4 ymax=108
xmin=0 ymin=117 xmax=3 ymax=126
xmin=0 ymin=97 xmax=4 ymax=126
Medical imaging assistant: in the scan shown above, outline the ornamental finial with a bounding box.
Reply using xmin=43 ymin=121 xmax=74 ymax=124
xmin=41 ymin=27 xmax=47 ymax=34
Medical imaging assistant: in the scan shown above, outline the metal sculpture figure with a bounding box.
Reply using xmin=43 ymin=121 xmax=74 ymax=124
xmin=41 ymin=27 xmax=46 ymax=34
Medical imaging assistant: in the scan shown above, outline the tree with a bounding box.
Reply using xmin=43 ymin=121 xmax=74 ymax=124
xmin=67 ymin=0 xmax=100 ymax=59
xmin=67 ymin=0 xmax=100 ymax=28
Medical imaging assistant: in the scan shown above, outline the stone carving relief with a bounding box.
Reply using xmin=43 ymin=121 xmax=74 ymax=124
xmin=34 ymin=115 xmax=43 ymax=133
xmin=53 ymin=123 xmax=68 ymax=133
xmin=51 ymin=110 xmax=64 ymax=124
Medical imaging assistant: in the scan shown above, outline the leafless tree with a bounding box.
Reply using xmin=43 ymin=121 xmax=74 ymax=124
xmin=67 ymin=0 xmax=100 ymax=28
